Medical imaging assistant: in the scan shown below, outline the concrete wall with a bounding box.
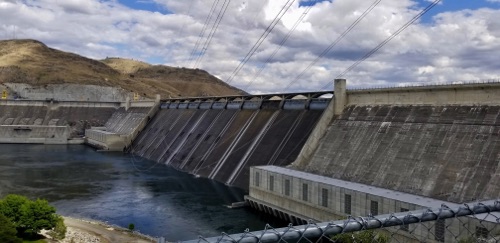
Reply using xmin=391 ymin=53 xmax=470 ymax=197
xmin=291 ymin=105 xmax=500 ymax=203
xmin=85 ymin=129 xmax=125 ymax=150
xmin=292 ymin=92 xmax=336 ymax=169
xmin=289 ymin=82 xmax=500 ymax=203
xmin=0 ymin=100 xmax=118 ymax=143
xmin=0 ymin=125 xmax=72 ymax=144
xmin=346 ymin=82 xmax=500 ymax=106
xmin=3 ymin=83 xmax=136 ymax=102
xmin=85 ymin=97 xmax=160 ymax=151
xmin=0 ymin=99 xmax=120 ymax=108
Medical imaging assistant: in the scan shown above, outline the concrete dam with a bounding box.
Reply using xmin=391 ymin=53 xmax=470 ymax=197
xmin=130 ymin=95 xmax=329 ymax=189
xmin=0 ymin=94 xmax=328 ymax=190
xmin=0 ymin=100 xmax=118 ymax=143
xmin=293 ymin=104 xmax=500 ymax=203
xmin=245 ymin=80 xmax=500 ymax=242
xmin=2 ymin=80 xmax=500 ymax=241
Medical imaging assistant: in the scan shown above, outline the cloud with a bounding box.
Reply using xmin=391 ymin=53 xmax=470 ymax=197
xmin=1 ymin=0 xmax=499 ymax=93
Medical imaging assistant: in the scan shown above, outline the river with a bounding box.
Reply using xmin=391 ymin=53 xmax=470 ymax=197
xmin=0 ymin=144 xmax=273 ymax=241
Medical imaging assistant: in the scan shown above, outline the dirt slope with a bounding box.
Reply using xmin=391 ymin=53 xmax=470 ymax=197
xmin=0 ymin=39 xmax=245 ymax=98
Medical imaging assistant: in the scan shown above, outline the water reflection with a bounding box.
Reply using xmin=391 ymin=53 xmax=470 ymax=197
xmin=0 ymin=145 xmax=272 ymax=240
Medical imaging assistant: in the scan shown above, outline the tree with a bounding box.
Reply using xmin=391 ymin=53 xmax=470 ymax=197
xmin=0 ymin=214 xmax=22 ymax=243
xmin=48 ymin=215 xmax=66 ymax=240
xmin=0 ymin=194 xmax=57 ymax=237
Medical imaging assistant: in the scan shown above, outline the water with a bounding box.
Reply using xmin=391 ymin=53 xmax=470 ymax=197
xmin=0 ymin=144 xmax=271 ymax=241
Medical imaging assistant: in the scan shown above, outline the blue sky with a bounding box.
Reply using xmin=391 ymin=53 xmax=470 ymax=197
xmin=117 ymin=0 xmax=172 ymax=14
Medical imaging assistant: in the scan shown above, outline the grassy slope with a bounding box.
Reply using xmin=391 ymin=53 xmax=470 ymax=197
xmin=0 ymin=39 xmax=245 ymax=98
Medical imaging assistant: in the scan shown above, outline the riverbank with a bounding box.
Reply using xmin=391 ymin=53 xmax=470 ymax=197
xmin=42 ymin=217 xmax=156 ymax=243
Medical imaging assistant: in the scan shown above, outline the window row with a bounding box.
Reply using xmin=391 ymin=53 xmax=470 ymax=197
xmin=254 ymin=173 xmax=382 ymax=216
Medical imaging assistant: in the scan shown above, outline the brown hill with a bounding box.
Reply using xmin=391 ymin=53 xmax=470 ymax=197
xmin=0 ymin=39 xmax=245 ymax=98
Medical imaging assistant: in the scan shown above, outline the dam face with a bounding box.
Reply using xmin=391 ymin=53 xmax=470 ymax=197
xmin=130 ymin=99 xmax=328 ymax=189
xmin=0 ymin=100 xmax=118 ymax=143
xmin=294 ymin=105 xmax=500 ymax=203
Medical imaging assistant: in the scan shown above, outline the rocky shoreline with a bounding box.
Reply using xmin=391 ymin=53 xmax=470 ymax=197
xmin=43 ymin=217 xmax=156 ymax=243
xmin=60 ymin=227 xmax=101 ymax=243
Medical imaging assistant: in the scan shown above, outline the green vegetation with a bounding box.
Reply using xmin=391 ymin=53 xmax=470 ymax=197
xmin=331 ymin=230 xmax=389 ymax=243
xmin=47 ymin=215 xmax=66 ymax=240
xmin=128 ymin=223 xmax=135 ymax=231
xmin=0 ymin=194 xmax=64 ymax=242
xmin=0 ymin=213 xmax=22 ymax=243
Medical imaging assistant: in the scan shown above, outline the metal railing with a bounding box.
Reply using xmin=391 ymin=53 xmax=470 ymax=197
xmin=184 ymin=200 xmax=500 ymax=243
xmin=346 ymin=78 xmax=500 ymax=91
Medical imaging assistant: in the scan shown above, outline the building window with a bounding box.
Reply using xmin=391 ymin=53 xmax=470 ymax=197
xmin=435 ymin=219 xmax=445 ymax=242
xmin=344 ymin=194 xmax=351 ymax=214
xmin=269 ymin=175 xmax=274 ymax=191
xmin=370 ymin=200 xmax=378 ymax=215
xmin=400 ymin=208 xmax=409 ymax=232
xmin=302 ymin=183 xmax=308 ymax=201
xmin=476 ymin=226 xmax=489 ymax=239
xmin=284 ymin=179 xmax=290 ymax=196
xmin=254 ymin=172 xmax=260 ymax=187
xmin=321 ymin=188 xmax=328 ymax=207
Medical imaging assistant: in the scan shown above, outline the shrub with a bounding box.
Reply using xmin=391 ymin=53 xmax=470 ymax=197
xmin=0 ymin=194 xmax=58 ymax=237
xmin=48 ymin=215 xmax=66 ymax=240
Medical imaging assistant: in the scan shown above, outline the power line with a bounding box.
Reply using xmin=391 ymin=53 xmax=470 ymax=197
xmin=332 ymin=0 xmax=442 ymax=83
xmin=243 ymin=5 xmax=313 ymax=90
xmin=284 ymin=0 xmax=382 ymax=91
xmin=176 ymin=0 xmax=195 ymax=41
xmin=193 ymin=0 xmax=232 ymax=68
xmin=188 ymin=0 xmax=221 ymax=67
xmin=225 ymin=0 xmax=297 ymax=84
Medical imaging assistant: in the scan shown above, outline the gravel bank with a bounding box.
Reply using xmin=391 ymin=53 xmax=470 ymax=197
xmin=58 ymin=217 xmax=155 ymax=243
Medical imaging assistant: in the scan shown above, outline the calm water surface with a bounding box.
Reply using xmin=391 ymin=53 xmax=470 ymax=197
xmin=0 ymin=145 xmax=271 ymax=240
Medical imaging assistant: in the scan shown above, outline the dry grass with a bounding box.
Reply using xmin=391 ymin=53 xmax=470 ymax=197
xmin=0 ymin=39 xmax=245 ymax=98
xmin=101 ymin=58 xmax=150 ymax=74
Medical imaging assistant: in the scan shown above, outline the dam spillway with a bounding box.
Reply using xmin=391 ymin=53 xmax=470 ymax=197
xmin=292 ymin=104 xmax=500 ymax=203
xmin=130 ymin=98 xmax=329 ymax=189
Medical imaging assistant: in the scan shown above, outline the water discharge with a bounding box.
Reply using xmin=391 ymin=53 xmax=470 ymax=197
xmin=0 ymin=144 xmax=271 ymax=241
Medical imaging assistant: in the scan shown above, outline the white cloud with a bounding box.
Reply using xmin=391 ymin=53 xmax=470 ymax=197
xmin=1 ymin=0 xmax=500 ymax=93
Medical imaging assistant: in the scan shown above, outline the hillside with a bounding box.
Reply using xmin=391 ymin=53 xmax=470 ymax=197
xmin=0 ymin=39 xmax=245 ymax=98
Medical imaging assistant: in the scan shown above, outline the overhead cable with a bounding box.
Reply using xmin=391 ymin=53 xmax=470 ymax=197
xmin=193 ymin=0 xmax=232 ymax=68
xmin=188 ymin=0 xmax=221 ymax=66
xmin=284 ymin=0 xmax=382 ymax=91
xmin=333 ymin=0 xmax=442 ymax=81
xmin=243 ymin=5 xmax=313 ymax=90
xmin=225 ymin=0 xmax=297 ymax=84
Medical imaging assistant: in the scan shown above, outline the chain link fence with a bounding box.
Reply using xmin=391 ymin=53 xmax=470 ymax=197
xmin=182 ymin=200 xmax=500 ymax=243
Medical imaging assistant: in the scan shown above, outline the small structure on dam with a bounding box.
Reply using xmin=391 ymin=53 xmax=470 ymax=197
xmin=245 ymin=79 xmax=500 ymax=242
xmin=85 ymin=96 xmax=160 ymax=151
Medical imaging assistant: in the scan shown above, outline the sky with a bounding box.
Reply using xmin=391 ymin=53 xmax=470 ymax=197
xmin=1 ymin=0 xmax=500 ymax=94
